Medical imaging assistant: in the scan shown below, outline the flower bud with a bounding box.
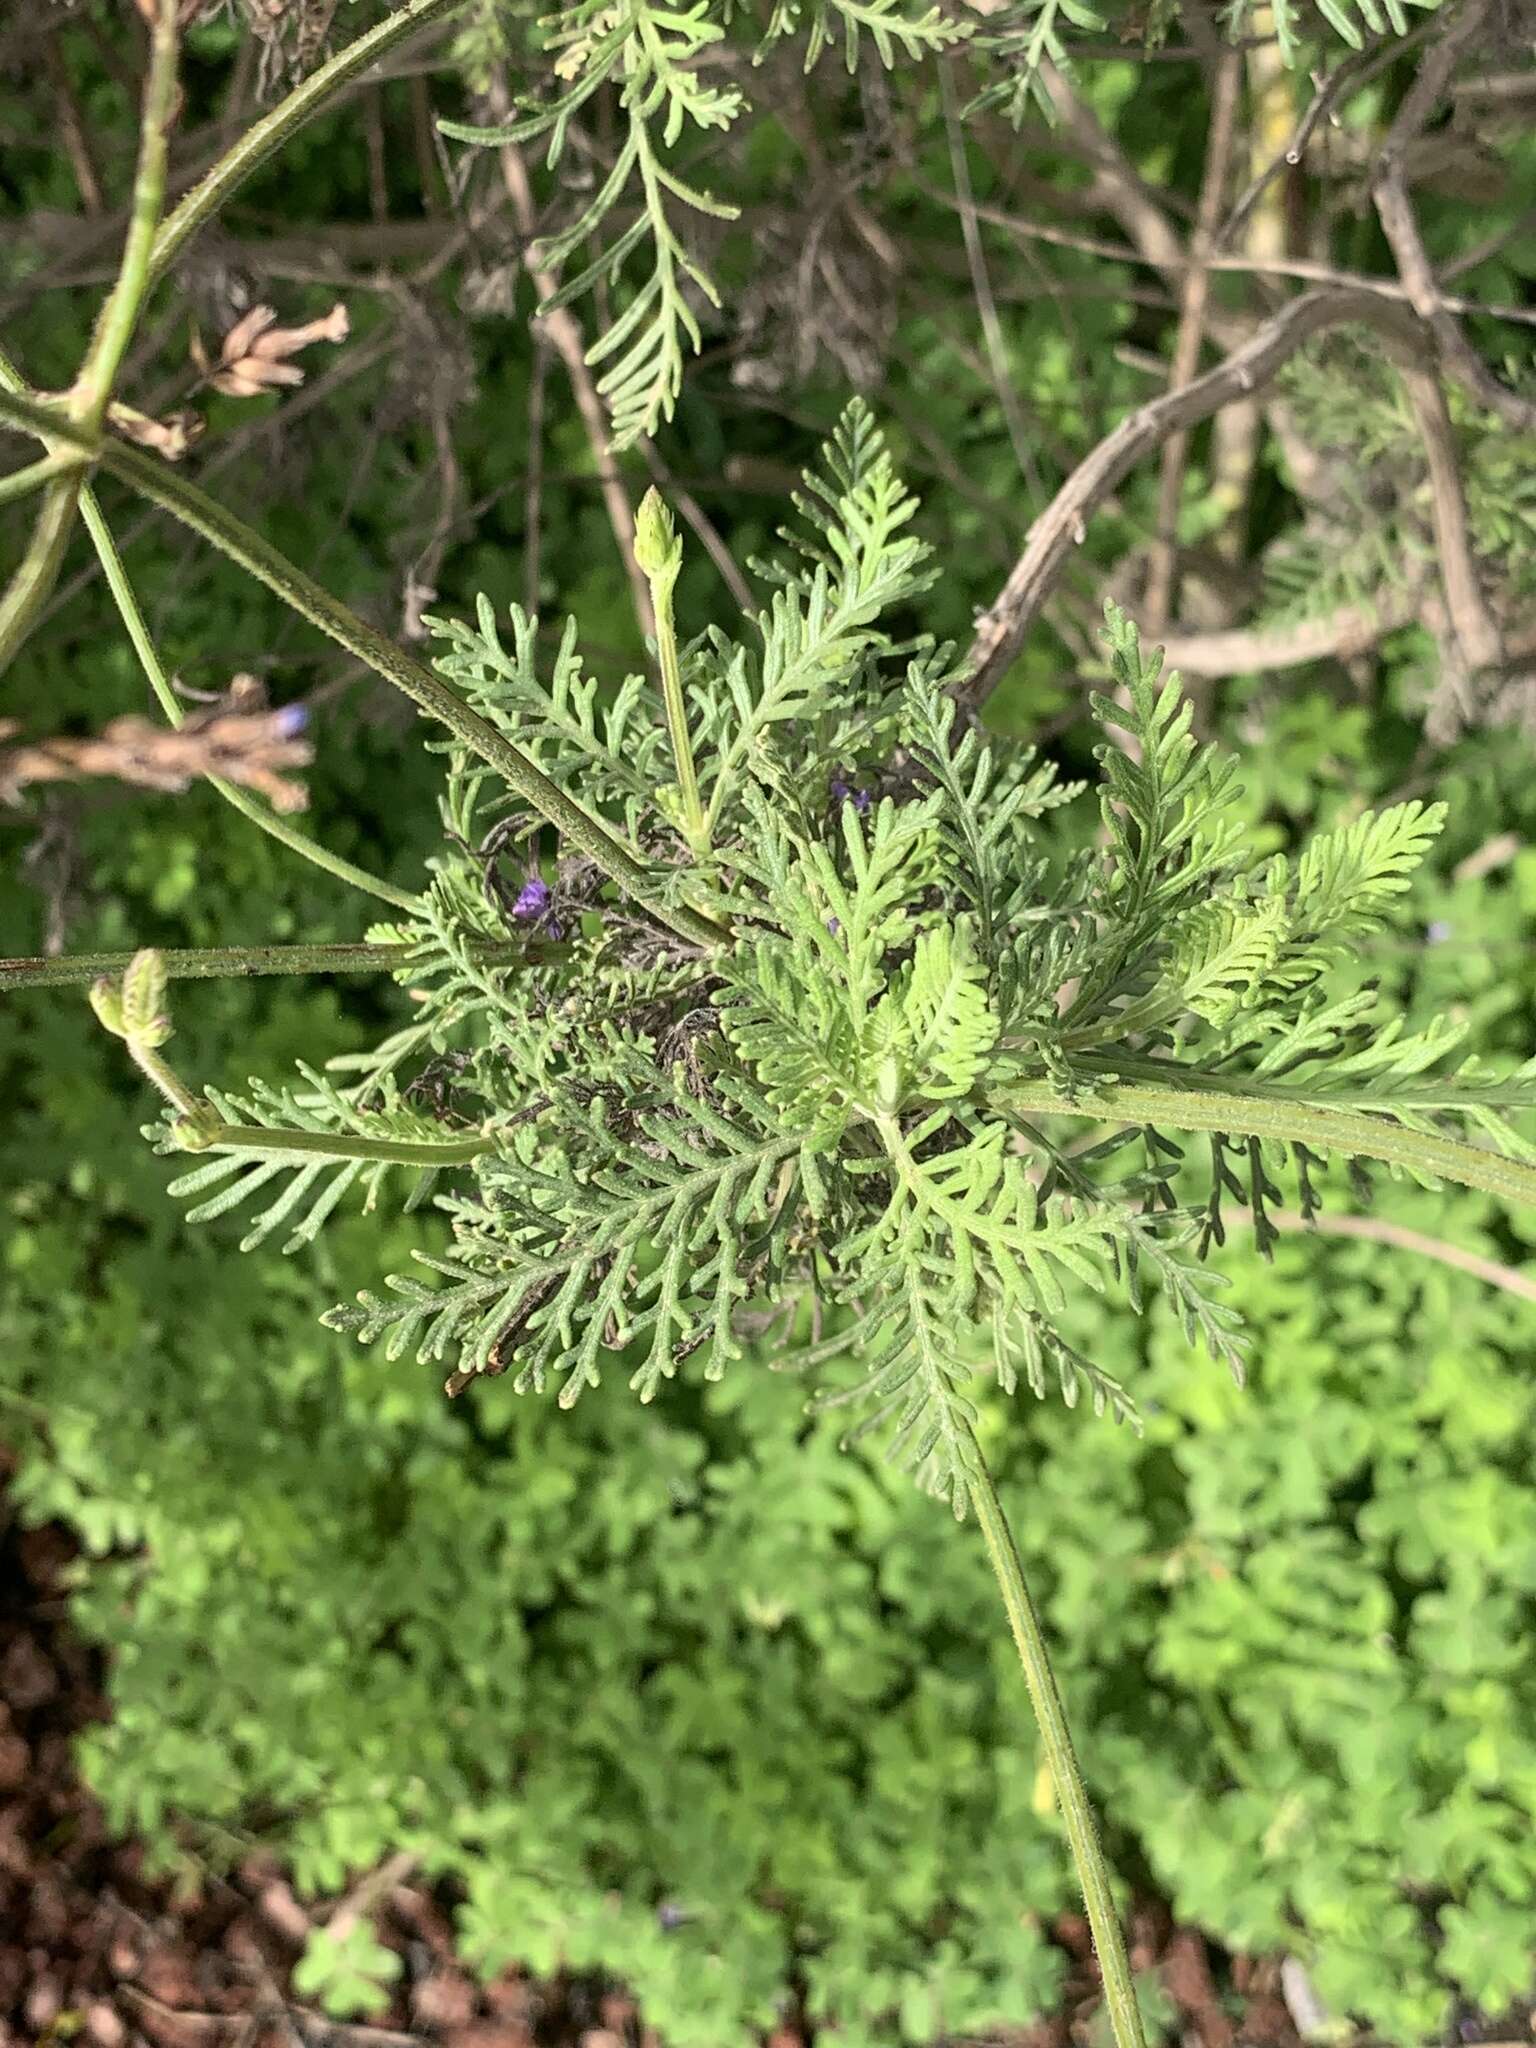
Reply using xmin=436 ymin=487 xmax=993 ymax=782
xmin=633 ymin=487 xmax=682 ymax=584
xmin=121 ymin=949 xmax=172 ymax=1048
xmin=88 ymin=977 xmax=127 ymax=1039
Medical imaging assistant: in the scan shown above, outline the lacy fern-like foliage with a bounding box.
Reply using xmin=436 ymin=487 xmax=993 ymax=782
xmin=441 ymin=0 xmax=959 ymax=443
xmin=439 ymin=0 xmax=1448 ymax=438
xmin=1225 ymin=0 xmax=1439 ymax=65
xmin=136 ymin=402 xmax=1536 ymax=1512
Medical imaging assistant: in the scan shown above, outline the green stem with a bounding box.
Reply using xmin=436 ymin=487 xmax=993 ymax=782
xmin=993 ymin=1074 xmax=1536 ymax=1209
xmin=0 ymin=453 xmax=84 ymax=508
xmin=79 ymin=486 xmax=419 ymax=912
xmin=0 ymin=480 xmax=87 ymax=677
xmin=635 ymin=487 xmax=708 ymax=853
xmin=1067 ymin=1046 xmax=1536 ymax=1114
xmin=192 ymin=1122 xmax=494 ymax=1167
xmin=0 ymin=0 xmax=180 ymax=675
xmin=148 ymin=0 xmax=470 ymax=289
xmin=653 ymin=576 xmax=707 ymax=852
xmin=75 ymin=0 xmax=180 ymax=426
xmin=0 ymin=940 xmax=524 ymax=991
xmin=129 ymin=1040 xmax=204 ymax=1121
xmin=964 ymin=1428 xmax=1147 ymax=2048
xmin=0 ymin=385 xmax=726 ymax=952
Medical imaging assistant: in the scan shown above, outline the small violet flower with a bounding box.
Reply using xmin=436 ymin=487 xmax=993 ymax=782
xmin=513 ymin=877 xmax=552 ymax=922
xmin=830 ymin=773 xmax=871 ymax=814
xmin=273 ymin=702 xmax=309 ymax=739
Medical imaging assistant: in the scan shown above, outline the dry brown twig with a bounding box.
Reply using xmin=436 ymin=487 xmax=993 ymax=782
xmin=1039 ymin=58 xmax=1190 ymax=279
xmin=1373 ymin=0 xmax=1536 ymax=436
xmin=1229 ymin=1208 xmax=1536 ymax=1309
xmin=0 ymin=676 xmax=312 ymax=810
xmin=961 ymin=287 xmax=1437 ymax=707
xmin=1397 ymin=357 xmax=1503 ymax=680
xmin=1217 ymin=21 xmax=1441 ymax=252
xmin=486 ymin=76 xmax=656 ymax=643
xmin=912 ymin=185 xmax=1536 ymax=327
xmin=1152 ymin=591 xmax=1422 ymax=675
xmin=1143 ymin=31 xmax=1243 ymax=632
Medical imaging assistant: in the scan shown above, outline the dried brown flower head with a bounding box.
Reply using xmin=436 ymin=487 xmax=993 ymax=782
xmin=0 ymin=676 xmax=313 ymax=812
xmin=191 ymin=302 xmax=349 ymax=398
xmin=107 ymin=402 xmax=205 ymax=462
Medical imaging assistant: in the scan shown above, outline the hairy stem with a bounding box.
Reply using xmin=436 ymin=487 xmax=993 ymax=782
xmin=80 ymin=486 xmax=419 ymax=912
xmin=0 ymin=940 xmax=525 ymax=992
xmin=0 ymin=385 xmax=727 ymax=951
xmin=0 ymin=0 xmax=180 ymax=674
xmin=186 ymin=1123 xmax=494 ymax=1167
xmin=0 ymin=452 xmax=84 ymax=508
xmin=75 ymin=0 xmax=180 ymax=425
xmin=964 ymin=1429 xmax=1147 ymax=2048
xmin=650 ymin=567 xmax=707 ymax=854
xmin=148 ymin=0 xmax=471 ymax=289
xmin=0 ymin=481 xmax=88 ymax=679
xmin=993 ymin=1072 xmax=1536 ymax=1210
xmin=129 ymin=1041 xmax=204 ymax=1122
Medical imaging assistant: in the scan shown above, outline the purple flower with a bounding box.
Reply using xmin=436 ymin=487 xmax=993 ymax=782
xmin=830 ymin=773 xmax=871 ymax=814
xmin=273 ymin=702 xmax=309 ymax=738
xmin=513 ymin=877 xmax=552 ymax=921
xmin=1426 ymin=919 xmax=1453 ymax=945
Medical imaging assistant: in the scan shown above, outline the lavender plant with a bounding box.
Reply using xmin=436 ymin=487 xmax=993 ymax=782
xmin=1 ymin=7 xmax=1529 ymax=2045
xmin=21 ymin=403 xmax=1536 ymax=2048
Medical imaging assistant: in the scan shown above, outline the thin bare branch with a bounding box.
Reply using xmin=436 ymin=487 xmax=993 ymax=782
xmin=1398 ymin=358 xmax=1503 ymax=675
xmin=1039 ymin=59 xmax=1188 ymax=277
xmin=962 ymin=288 xmax=1430 ymax=706
xmin=487 ymin=79 xmax=655 ymax=643
xmin=1152 ymin=591 xmax=1420 ymax=676
xmin=1373 ymin=0 xmax=1536 ymax=436
xmin=940 ymin=62 xmax=1044 ymax=509
xmin=45 ymin=31 xmax=105 ymax=216
xmin=1144 ymin=39 xmax=1242 ymax=632
xmin=1217 ymin=21 xmax=1440 ymax=251
xmin=921 ymin=185 xmax=1536 ymax=329
xmin=1231 ymin=1208 xmax=1536 ymax=1308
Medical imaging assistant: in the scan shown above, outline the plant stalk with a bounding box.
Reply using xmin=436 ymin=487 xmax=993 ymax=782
xmin=0 ymin=0 xmax=180 ymax=674
xmin=79 ymin=484 xmax=419 ymax=912
xmin=0 ymin=482 xmax=89 ymax=679
xmin=0 ymin=940 xmax=525 ymax=992
xmin=73 ymin=0 xmax=180 ymax=427
xmin=0 ymin=453 xmax=85 ymax=508
xmin=148 ymin=0 xmax=470 ymax=288
xmin=635 ymin=487 xmax=708 ymax=853
xmin=964 ymin=1428 xmax=1148 ymax=2048
xmin=129 ymin=1041 xmax=204 ymax=1122
xmin=993 ymin=1073 xmax=1536 ymax=1210
xmin=0 ymin=343 xmax=415 ymax=912
xmin=0 ymin=384 xmax=727 ymax=952
xmin=186 ymin=1123 xmax=494 ymax=1167
xmin=654 ymin=578 xmax=708 ymax=853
